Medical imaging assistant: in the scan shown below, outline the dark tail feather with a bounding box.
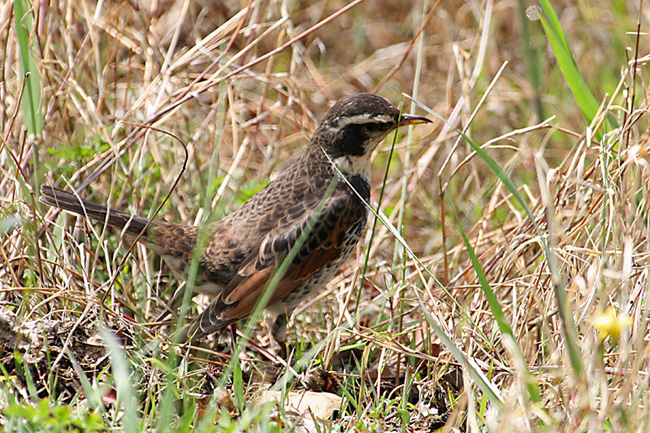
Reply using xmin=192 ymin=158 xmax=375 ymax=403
xmin=40 ymin=185 xmax=149 ymax=235
xmin=174 ymin=304 xmax=233 ymax=344
xmin=174 ymin=318 xmax=210 ymax=344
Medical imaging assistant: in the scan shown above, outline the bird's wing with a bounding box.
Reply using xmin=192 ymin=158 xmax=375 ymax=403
xmin=181 ymin=190 xmax=364 ymax=341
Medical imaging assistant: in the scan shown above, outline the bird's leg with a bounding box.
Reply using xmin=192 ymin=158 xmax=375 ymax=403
xmin=271 ymin=311 xmax=292 ymax=359
xmin=228 ymin=322 xmax=238 ymax=352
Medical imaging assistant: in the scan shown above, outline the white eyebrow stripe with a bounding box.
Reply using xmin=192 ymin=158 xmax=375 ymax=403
xmin=332 ymin=113 xmax=394 ymax=129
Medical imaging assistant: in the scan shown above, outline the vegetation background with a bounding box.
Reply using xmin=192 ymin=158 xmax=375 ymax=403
xmin=1 ymin=0 xmax=649 ymax=431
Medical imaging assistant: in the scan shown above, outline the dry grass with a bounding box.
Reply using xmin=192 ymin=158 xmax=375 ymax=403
xmin=2 ymin=0 xmax=650 ymax=431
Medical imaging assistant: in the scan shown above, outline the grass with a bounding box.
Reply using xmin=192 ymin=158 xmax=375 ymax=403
xmin=2 ymin=0 xmax=650 ymax=431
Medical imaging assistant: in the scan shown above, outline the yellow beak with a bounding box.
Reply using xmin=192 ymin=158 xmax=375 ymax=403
xmin=397 ymin=113 xmax=432 ymax=127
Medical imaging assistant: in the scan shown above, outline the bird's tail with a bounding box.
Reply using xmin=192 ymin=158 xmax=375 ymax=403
xmin=40 ymin=185 xmax=149 ymax=235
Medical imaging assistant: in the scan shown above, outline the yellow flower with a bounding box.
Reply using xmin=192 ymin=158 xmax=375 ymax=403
xmin=593 ymin=307 xmax=633 ymax=342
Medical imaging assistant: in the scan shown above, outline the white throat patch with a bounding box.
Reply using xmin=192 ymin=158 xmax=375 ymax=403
xmin=332 ymin=154 xmax=371 ymax=181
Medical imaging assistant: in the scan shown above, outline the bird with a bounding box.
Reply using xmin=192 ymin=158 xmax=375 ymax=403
xmin=40 ymin=93 xmax=431 ymax=347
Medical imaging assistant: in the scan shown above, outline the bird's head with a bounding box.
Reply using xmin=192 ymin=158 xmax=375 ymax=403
xmin=313 ymin=93 xmax=431 ymax=160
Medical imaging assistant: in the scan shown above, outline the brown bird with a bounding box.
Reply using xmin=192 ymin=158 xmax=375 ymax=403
xmin=40 ymin=93 xmax=431 ymax=346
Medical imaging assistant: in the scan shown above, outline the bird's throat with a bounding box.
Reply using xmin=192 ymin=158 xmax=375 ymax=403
xmin=332 ymin=154 xmax=371 ymax=184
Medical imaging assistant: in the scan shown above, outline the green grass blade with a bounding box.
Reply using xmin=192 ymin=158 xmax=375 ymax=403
xmin=537 ymin=0 xmax=571 ymax=56
xmin=452 ymin=206 xmax=541 ymax=403
xmin=412 ymin=97 xmax=585 ymax=378
xmin=463 ymin=130 xmax=584 ymax=378
xmin=516 ymin=0 xmax=544 ymax=120
xmin=414 ymin=290 xmax=503 ymax=406
xmin=65 ymin=348 xmax=105 ymax=414
xmin=101 ymin=329 xmax=139 ymax=433
xmin=537 ymin=1 xmax=616 ymax=132
xmin=13 ymin=0 xmax=43 ymax=136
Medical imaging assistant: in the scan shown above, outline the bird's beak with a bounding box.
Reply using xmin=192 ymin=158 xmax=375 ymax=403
xmin=397 ymin=113 xmax=432 ymax=127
